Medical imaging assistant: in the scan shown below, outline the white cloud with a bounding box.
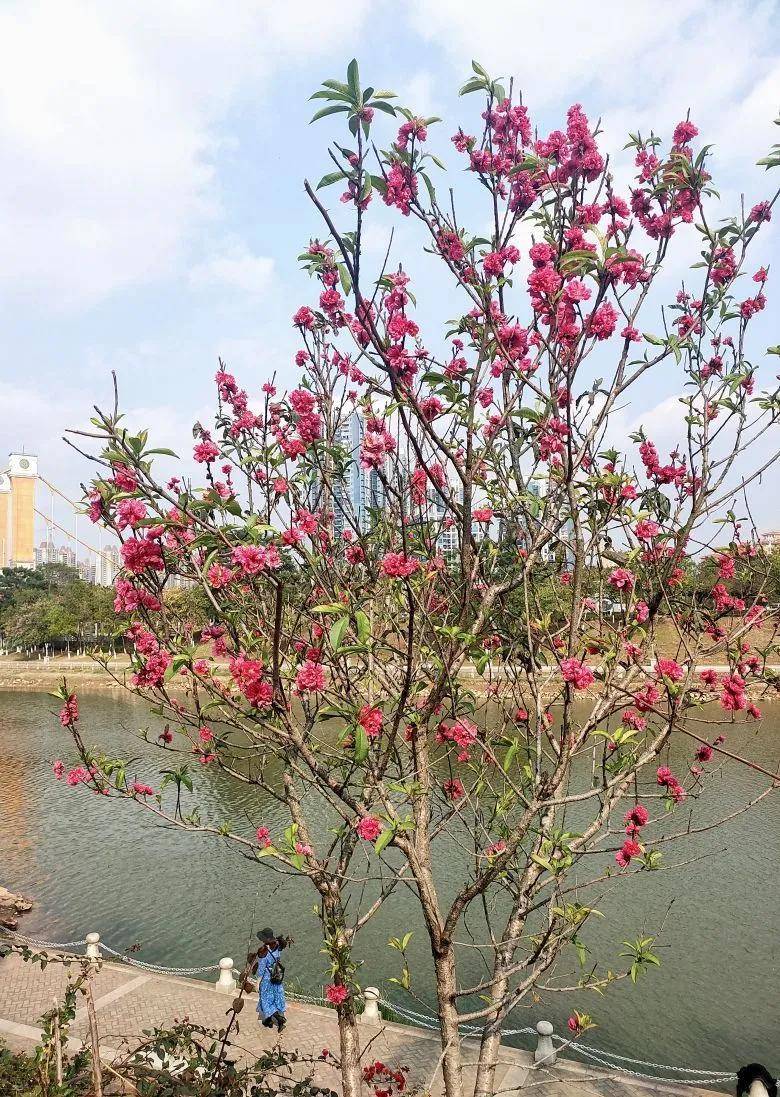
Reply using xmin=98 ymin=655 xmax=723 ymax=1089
xmin=189 ymin=246 xmax=275 ymax=297
xmin=0 ymin=0 xmax=370 ymax=310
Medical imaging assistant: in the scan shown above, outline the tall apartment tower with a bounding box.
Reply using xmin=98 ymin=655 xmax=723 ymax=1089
xmin=4 ymin=453 xmax=38 ymax=568
xmin=333 ymin=413 xmax=385 ymax=536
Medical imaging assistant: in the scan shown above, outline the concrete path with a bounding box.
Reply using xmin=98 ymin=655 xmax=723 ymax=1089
xmin=0 ymin=950 xmax=727 ymax=1097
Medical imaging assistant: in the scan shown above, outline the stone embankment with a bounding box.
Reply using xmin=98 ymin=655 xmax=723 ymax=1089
xmin=0 ymin=888 xmax=33 ymax=930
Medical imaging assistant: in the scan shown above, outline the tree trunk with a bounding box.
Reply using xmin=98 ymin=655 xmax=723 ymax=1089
xmin=434 ymin=948 xmax=465 ymax=1097
xmin=338 ymin=1007 xmax=363 ymax=1097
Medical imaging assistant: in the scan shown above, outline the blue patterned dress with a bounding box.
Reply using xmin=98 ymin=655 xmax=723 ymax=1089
xmin=256 ymin=948 xmax=286 ymax=1020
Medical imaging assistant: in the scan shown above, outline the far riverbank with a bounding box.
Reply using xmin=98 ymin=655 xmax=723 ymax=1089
xmin=1 ymin=654 xmax=777 ymax=696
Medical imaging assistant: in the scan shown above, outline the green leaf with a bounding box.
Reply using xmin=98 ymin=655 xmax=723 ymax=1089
xmin=317 ymin=171 xmax=347 ymax=190
xmin=370 ymin=100 xmax=397 ymax=117
xmin=338 ymin=264 xmax=352 ymax=296
xmin=374 ymin=827 xmax=394 ymax=855
xmin=310 ymin=104 xmax=350 ymax=124
xmin=355 ymin=609 xmax=371 ymax=645
xmin=310 ymin=89 xmax=352 ymax=103
xmin=354 ymin=724 xmax=370 ymax=763
xmin=312 ymin=603 xmax=345 ymax=614
xmin=347 ymin=58 xmax=360 ymax=100
xmin=329 ymin=616 xmax=349 ymax=651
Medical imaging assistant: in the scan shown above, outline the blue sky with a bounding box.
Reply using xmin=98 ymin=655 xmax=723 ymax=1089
xmin=1 ymin=0 xmax=778 ymax=536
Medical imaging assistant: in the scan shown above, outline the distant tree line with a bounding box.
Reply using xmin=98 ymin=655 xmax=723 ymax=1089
xmin=0 ymin=564 xmax=214 ymax=650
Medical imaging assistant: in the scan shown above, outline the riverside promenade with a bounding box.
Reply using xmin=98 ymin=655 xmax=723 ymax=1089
xmin=0 ymin=948 xmax=729 ymax=1097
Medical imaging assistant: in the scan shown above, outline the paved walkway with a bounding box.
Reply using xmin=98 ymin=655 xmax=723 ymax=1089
xmin=0 ymin=950 xmax=727 ymax=1097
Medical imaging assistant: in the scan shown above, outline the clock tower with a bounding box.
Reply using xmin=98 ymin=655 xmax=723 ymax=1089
xmin=7 ymin=453 xmax=38 ymax=568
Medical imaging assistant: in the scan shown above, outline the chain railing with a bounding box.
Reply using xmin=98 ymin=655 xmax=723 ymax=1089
xmin=1 ymin=928 xmax=738 ymax=1087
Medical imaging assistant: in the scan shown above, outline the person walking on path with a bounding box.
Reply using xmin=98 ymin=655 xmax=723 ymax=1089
xmin=254 ymin=927 xmax=289 ymax=1032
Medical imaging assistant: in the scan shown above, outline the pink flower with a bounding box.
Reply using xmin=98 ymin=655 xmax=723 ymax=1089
xmin=656 ymin=658 xmax=685 ymax=683
xmin=624 ymin=804 xmax=650 ymax=831
xmin=749 ymin=201 xmax=771 ymax=224
xmin=380 ymin=552 xmax=419 ymax=579
xmin=193 ymin=439 xmax=219 ymax=464
xmin=131 ymin=782 xmax=154 ymax=797
xmin=615 ymin=837 xmax=642 ymax=867
xmin=586 ymin=302 xmax=618 ymax=340
xmin=231 ymin=544 xmax=282 ymax=575
xmin=206 ymin=563 xmax=233 ymax=589
xmin=472 ymin=507 xmax=493 ymax=523
xmin=53 ymin=759 xmax=65 ymax=780
xmin=443 ymin=778 xmax=465 ymax=801
xmin=357 ymin=816 xmax=383 ymax=842
xmin=229 ymin=654 xmax=273 ymax=708
xmin=325 ymin=984 xmax=349 ymax=1006
xmin=635 ymin=519 xmax=660 ymax=541
xmin=608 ymin=567 xmax=635 ymax=591
xmin=634 ymin=601 xmax=649 ymax=623
xmin=296 ymin=660 xmax=326 ymax=693
xmin=256 ymin=826 xmax=272 ymax=849
xmin=720 ymin=673 xmax=747 ymax=712
xmin=358 ymin=705 xmax=383 ymax=740
xmin=293 ymin=306 xmax=315 ymax=329
xmin=58 ymin=693 xmax=79 ymax=727
xmin=112 ymin=465 xmax=138 ymax=492
xmin=673 ymin=119 xmax=698 ymax=147
xmin=121 ymin=536 xmax=164 ymax=575
xmin=116 ymin=498 xmax=147 ymax=530
xmin=560 ymin=658 xmax=595 ymax=690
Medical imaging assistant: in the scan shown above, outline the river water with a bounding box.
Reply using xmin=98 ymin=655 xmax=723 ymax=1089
xmin=0 ymin=690 xmax=777 ymax=1075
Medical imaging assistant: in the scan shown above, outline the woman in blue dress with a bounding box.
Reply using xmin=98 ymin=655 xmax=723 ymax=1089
xmin=254 ymin=927 xmax=288 ymax=1032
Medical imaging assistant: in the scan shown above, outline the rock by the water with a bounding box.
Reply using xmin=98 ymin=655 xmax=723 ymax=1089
xmin=0 ymin=886 xmax=33 ymax=930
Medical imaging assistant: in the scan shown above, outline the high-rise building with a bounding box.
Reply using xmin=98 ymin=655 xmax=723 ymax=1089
xmin=332 ymin=413 xmax=386 ymax=536
xmin=94 ymin=544 xmax=121 ymax=586
xmin=34 ymin=538 xmax=56 ymax=566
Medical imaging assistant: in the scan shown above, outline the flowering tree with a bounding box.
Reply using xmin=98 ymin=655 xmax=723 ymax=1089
xmin=58 ymin=60 xmax=780 ymax=1097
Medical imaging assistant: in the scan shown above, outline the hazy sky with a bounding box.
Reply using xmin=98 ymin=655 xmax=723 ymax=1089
xmin=1 ymin=0 xmax=778 ymax=537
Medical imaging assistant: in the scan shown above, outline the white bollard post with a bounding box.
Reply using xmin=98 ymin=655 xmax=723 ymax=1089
xmin=362 ymin=987 xmax=381 ymax=1023
xmin=534 ymin=1021 xmax=556 ymax=1066
xmin=85 ymin=933 xmax=101 ymax=961
xmin=215 ymin=957 xmax=236 ymax=994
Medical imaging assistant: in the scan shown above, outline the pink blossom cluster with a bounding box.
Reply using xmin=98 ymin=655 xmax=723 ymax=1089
xmin=59 ymin=693 xmax=79 ymax=727
xmin=560 ymin=658 xmax=595 ymax=690
xmin=657 ymin=766 xmax=686 ymax=804
xmin=356 ymin=816 xmax=383 ymax=841
xmin=229 ymin=653 xmax=273 ymax=708
xmin=358 ymin=705 xmax=383 ymax=740
xmin=121 ymin=535 xmax=164 ymax=575
xmin=380 ymin=552 xmax=419 ymax=579
xmin=436 ymin=716 xmax=479 ymax=762
xmin=231 ymin=544 xmax=282 ymax=575
xmin=296 ymin=660 xmax=326 ymax=694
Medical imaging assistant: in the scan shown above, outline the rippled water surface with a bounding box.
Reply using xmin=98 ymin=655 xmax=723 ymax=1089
xmin=1 ymin=690 xmax=777 ymax=1072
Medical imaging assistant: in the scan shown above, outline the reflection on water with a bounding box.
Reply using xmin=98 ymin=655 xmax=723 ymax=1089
xmin=0 ymin=690 xmax=777 ymax=1072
